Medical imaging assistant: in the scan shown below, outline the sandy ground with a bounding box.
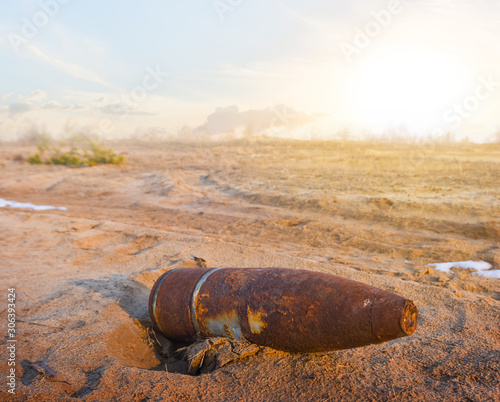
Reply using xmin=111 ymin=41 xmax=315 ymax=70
xmin=0 ymin=139 xmax=499 ymax=401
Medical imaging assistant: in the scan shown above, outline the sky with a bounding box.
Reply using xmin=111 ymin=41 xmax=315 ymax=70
xmin=0 ymin=0 xmax=499 ymax=142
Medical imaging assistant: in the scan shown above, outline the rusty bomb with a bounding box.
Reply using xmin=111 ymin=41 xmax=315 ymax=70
xmin=149 ymin=267 xmax=418 ymax=353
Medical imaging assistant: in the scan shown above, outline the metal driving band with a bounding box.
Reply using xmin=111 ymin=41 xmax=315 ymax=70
xmin=190 ymin=267 xmax=223 ymax=335
xmin=151 ymin=268 xmax=180 ymax=334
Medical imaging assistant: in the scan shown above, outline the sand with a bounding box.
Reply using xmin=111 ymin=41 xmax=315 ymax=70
xmin=0 ymin=139 xmax=499 ymax=401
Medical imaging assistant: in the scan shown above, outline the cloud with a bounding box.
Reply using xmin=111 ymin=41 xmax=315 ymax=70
xmin=63 ymin=104 xmax=88 ymax=111
xmin=99 ymin=102 xmax=134 ymax=115
xmin=2 ymin=93 xmax=13 ymax=101
xmin=9 ymin=102 xmax=34 ymax=115
xmin=26 ymin=90 xmax=47 ymax=101
xmin=279 ymin=3 xmax=345 ymax=40
xmin=26 ymin=44 xmax=115 ymax=89
xmin=198 ymin=105 xmax=321 ymax=136
xmin=97 ymin=101 xmax=158 ymax=116
xmin=15 ymin=90 xmax=47 ymax=102
xmin=9 ymin=100 xmax=89 ymax=113
xmin=41 ymin=101 xmax=61 ymax=109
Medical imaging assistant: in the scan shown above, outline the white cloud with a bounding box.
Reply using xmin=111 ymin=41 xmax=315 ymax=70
xmin=278 ymin=3 xmax=344 ymax=41
xmin=41 ymin=101 xmax=61 ymax=109
xmin=16 ymin=91 xmax=48 ymax=102
xmin=9 ymin=103 xmax=34 ymax=115
xmin=63 ymin=104 xmax=89 ymax=111
xmin=7 ymin=99 xmax=90 ymax=114
xmin=26 ymin=44 xmax=116 ymax=89
xmin=2 ymin=93 xmax=13 ymax=101
xmin=26 ymin=90 xmax=47 ymax=101
xmin=98 ymin=101 xmax=158 ymax=116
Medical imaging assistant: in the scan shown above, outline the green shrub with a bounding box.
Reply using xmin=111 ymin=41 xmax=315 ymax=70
xmin=85 ymin=140 xmax=126 ymax=166
xmin=28 ymin=153 xmax=43 ymax=165
xmin=50 ymin=151 xmax=85 ymax=166
xmin=28 ymin=135 xmax=125 ymax=166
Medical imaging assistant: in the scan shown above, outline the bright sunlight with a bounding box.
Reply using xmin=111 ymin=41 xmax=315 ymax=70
xmin=347 ymin=46 xmax=474 ymax=133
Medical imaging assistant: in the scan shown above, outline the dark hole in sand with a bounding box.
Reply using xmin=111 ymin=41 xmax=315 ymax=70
xmin=140 ymin=319 xmax=262 ymax=376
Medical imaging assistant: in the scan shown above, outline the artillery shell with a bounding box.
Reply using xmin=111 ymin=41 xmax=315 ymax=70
xmin=149 ymin=267 xmax=418 ymax=353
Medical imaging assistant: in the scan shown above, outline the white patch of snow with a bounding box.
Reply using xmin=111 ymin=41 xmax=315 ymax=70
xmin=0 ymin=198 xmax=67 ymax=211
xmin=426 ymin=260 xmax=499 ymax=279
xmin=477 ymin=270 xmax=500 ymax=279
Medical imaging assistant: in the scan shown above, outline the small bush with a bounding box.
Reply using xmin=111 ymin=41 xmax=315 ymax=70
xmin=85 ymin=140 xmax=126 ymax=166
xmin=28 ymin=135 xmax=125 ymax=167
xmin=28 ymin=153 xmax=43 ymax=165
xmin=50 ymin=151 xmax=85 ymax=166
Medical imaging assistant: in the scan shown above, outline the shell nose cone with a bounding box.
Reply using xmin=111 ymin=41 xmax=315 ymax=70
xmin=401 ymin=300 xmax=418 ymax=335
xmin=371 ymin=293 xmax=418 ymax=342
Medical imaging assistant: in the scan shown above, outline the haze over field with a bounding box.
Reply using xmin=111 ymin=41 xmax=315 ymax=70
xmin=1 ymin=1 xmax=500 ymax=142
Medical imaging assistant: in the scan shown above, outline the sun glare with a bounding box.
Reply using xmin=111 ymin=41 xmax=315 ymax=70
xmin=347 ymin=47 xmax=474 ymax=133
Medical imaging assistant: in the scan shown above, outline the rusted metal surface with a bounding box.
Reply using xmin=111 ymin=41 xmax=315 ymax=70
xmin=149 ymin=267 xmax=418 ymax=353
xmin=149 ymin=267 xmax=210 ymax=343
